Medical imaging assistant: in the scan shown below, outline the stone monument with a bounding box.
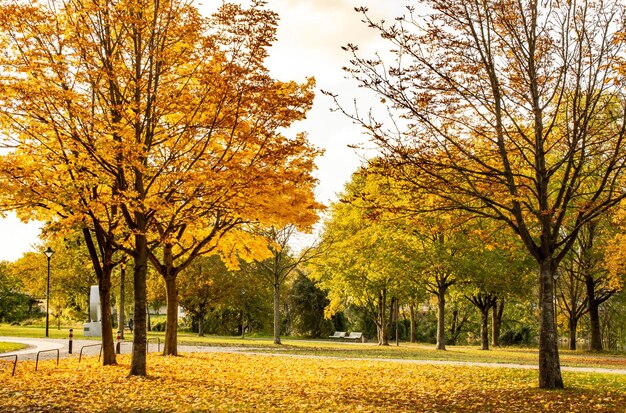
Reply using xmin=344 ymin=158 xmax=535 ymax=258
xmin=83 ymin=285 xmax=102 ymax=337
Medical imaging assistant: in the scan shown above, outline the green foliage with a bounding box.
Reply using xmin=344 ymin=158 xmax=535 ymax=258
xmin=286 ymin=271 xmax=330 ymax=338
xmin=0 ymin=262 xmax=40 ymax=323
xmin=501 ymin=326 xmax=534 ymax=346
xmin=152 ymin=321 xmax=166 ymax=332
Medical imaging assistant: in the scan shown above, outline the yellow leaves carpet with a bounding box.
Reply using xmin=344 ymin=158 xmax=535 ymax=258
xmin=1 ymin=352 xmax=625 ymax=412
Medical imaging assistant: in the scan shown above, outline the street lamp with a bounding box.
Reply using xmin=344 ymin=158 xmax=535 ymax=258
xmin=43 ymin=247 xmax=54 ymax=338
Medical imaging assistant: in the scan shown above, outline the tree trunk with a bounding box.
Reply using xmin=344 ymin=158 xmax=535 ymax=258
xmin=480 ymin=304 xmax=489 ymax=350
xmin=130 ymin=221 xmax=148 ymax=376
xmin=160 ymin=243 xmax=179 ymax=356
xmin=163 ymin=275 xmax=178 ymax=355
xmin=409 ymin=303 xmax=416 ymax=343
xmin=99 ymin=275 xmax=116 ymax=365
xmin=118 ymin=263 xmax=125 ymax=340
xmin=436 ymin=286 xmax=446 ymax=350
xmin=198 ymin=314 xmax=204 ymax=337
xmin=586 ymin=276 xmax=602 ymax=351
xmin=568 ymin=317 xmax=577 ymax=351
xmin=273 ymin=280 xmax=281 ymax=345
xmin=81 ymin=227 xmax=116 ymax=366
xmin=538 ymin=260 xmax=563 ymax=389
xmin=197 ymin=304 xmax=206 ymax=337
xmin=377 ymin=289 xmax=389 ymax=346
xmin=491 ymin=298 xmax=504 ymax=348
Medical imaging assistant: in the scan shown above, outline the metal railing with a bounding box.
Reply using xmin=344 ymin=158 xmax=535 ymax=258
xmin=35 ymin=349 xmax=59 ymax=371
xmin=78 ymin=343 xmax=102 ymax=363
xmin=0 ymin=354 xmax=17 ymax=376
xmin=146 ymin=337 xmax=161 ymax=353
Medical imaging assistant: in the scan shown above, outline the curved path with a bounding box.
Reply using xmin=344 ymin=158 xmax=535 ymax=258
xmin=2 ymin=336 xmax=626 ymax=375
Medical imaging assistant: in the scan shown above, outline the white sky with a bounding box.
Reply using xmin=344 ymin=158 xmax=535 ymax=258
xmin=0 ymin=0 xmax=410 ymax=262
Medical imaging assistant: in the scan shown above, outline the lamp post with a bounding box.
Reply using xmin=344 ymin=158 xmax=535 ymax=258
xmin=119 ymin=260 xmax=126 ymax=339
xmin=43 ymin=247 xmax=54 ymax=338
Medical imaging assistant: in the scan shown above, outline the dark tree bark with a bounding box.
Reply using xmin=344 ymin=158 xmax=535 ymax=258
xmin=160 ymin=244 xmax=179 ymax=356
xmin=466 ymin=293 xmax=498 ymax=350
xmin=118 ymin=261 xmax=126 ymax=340
xmin=273 ymin=280 xmax=281 ymax=345
xmin=409 ymin=303 xmax=417 ymax=343
xmin=538 ymin=259 xmax=562 ymax=389
xmin=435 ymin=286 xmax=446 ymax=350
xmin=491 ymin=298 xmax=504 ymax=348
xmin=82 ymin=228 xmax=116 ymax=366
xmin=377 ymin=289 xmax=389 ymax=346
xmin=586 ymin=279 xmax=604 ymax=352
xmin=129 ymin=215 xmax=148 ymax=376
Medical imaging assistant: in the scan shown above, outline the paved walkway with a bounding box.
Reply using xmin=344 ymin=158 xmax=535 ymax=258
xmin=2 ymin=336 xmax=626 ymax=375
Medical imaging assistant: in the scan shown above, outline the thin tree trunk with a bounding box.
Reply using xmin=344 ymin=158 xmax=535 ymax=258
xmin=409 ymin=303 xmax=416 ymax=343
xmin=491 ymin=298 xmax=504 ymax=347
xmin=198 ymin=315 xmax=204 ymax=337
xmin=160 ymin=243 xmax=179 ymax=355
xmin=163 ymin=276 xmax=178 ymax=355
xmin=130 ymin=221 xmax=148 ymax=376
xmin=568 ymin=317 xmax=577 ymax=351
xmin=480 ymin=305 xmax=489 ymax=350
xmin=118 ymin=263 xmax=125 ymax=340
xmin=586 ymin=277 xmax=603 ymax=351
xmin=538 ymin=260 xmax=563 ymax=389
xmin=377 ymin=289 xmax=389 ymax=346
xmin=436 ymin=286 xmax=446 ymax=350
xmin=273 ymin=280 xmax=281 ymax=345
xmin=99 ymin=275 xmax=116 ymax=365
xmin=82 ymin=227 xmax=116 ymax=366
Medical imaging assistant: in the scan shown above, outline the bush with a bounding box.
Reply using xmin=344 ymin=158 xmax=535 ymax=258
xmin=500 ymin=326 xmax=533 ymax=346
xmin=152 ymin=321 xmax=166 ymax=332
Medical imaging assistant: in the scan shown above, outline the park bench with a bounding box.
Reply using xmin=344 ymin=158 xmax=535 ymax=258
xmin=345 ymin=332 xmax=363 ymax=342
xmin=329 ymin=331 xmax=346 ymax=339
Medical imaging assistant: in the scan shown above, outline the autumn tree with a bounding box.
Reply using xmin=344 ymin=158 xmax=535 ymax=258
xmin=574 ymin=221 xmax=621 ymax=350
xmin=312 ymin=172 xmax=413 ymax=345
xmin=178 ymin=255 xmax=237 ymax=337
xmin=333 ymin=1 xmax=626 ymax=389
xmin=0 ymin=0 xmax=321 ymax=375
xmin=0 ymin=261 xmax=38 ymax=323
xmin=245 ymin=225 xmax=322 ymax=345
xmin=461 ymin=225 xmax=534 ymax=350
xmin=557 ymin=249 xmax=588 ymax=351
xmin=287 ymin=270 xmax=331 ymax=338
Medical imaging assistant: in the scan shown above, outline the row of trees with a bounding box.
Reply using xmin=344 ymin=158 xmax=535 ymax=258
xmin=323 ymin=0 xmax=626 ymax=390
xmin=3 ymin=211 xmax=624 ymax=354
xmin=311 ymin=168 xmax=626 ymax=351
xmin=0 ymin=0 xmax=323 ymax=376
xmin=0 ymin=237 xmax=335 ymax=340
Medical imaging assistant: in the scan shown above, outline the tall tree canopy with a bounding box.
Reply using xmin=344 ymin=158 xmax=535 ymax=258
xmin=0 ymin=0 xmax=322 ymax=375
xmin=332 ymin=0 xmax=626 ymax=389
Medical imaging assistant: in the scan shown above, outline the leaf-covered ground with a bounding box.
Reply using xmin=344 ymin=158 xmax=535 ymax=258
xmin=1 ymin=352 xmax=625 ymax=412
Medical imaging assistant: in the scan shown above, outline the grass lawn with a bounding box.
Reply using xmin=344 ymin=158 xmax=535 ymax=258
xmin=0 ymin=342 xmax=26 ymax=353
xmin=0 ymin=352 xmax=625 ymax=412
xmin=0 ymin=323 xmax=89 ymax=340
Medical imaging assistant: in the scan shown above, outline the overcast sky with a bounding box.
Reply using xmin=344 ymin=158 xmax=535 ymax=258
xmin=0 ymin=0 xmax=410 ymax=261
